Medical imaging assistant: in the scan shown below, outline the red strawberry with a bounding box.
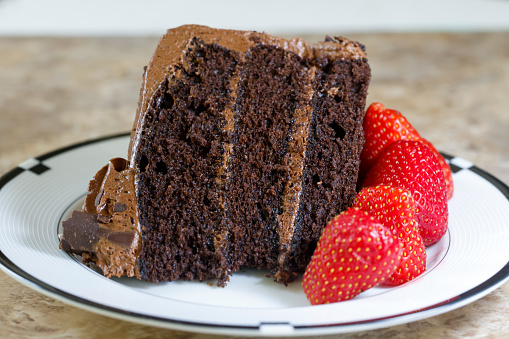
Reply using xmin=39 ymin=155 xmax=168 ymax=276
xmin=359 ymin=102 xmax=421 ymax=180
xmin=353 ymin=185 xmax=426 ymax=285
xmin=360 ymin=102 xmax=454 ymax=199
xmin=362 ymin=140 xmax=448 ymax=246
xmin=303 ymin=208 xmax=401 ymax=305
xmin=387 ymin=236 xmax=426 ymax=286
xmin=419 ymin=138 xmax=454 ymax=200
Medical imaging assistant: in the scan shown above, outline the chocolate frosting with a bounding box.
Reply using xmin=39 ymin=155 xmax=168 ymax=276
xmin=312 ymin=36 xmax=367 ymax=60
xmin=60 ymin=158 xmax=141 ymax=278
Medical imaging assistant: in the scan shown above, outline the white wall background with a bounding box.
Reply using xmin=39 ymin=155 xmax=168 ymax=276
xmin=0 ymin=0 xmax=508 ymax=36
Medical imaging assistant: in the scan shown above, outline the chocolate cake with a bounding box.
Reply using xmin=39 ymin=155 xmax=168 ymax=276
xmin=60 ymin=25 xmax=371 ymax=286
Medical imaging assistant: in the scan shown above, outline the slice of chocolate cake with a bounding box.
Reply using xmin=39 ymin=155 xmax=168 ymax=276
xmin=60 ymin=25 xmax=371 ymax=286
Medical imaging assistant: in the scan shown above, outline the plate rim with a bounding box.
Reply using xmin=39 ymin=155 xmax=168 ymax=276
xmin=1 ymin=133 xmax=509 ymax=336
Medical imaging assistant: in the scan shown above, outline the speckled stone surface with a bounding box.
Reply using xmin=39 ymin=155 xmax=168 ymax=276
xmin=0 ymin=33 xmax=508 ymax=338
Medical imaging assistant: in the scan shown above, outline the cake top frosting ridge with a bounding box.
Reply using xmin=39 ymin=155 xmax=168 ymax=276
xmin=128 ymin=25 xmax=366 ymax=163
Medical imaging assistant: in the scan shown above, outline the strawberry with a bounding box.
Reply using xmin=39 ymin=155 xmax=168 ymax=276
xmin=359 ymin=102 xmax=421 ymax=180
xmin=360 ymin=102 xmax=454 ymax=199
xmin=387 ymin=235 xmax=426 ymax=286
xmin=353 ymin=185 xmax=426 ymax=285
xmin=303 ymin=208 xmax=401 ymax=305
xmin=419 ymin=138 xmax=454 ymax=200
xmin=362 ymin=140 xmax=448 ymax=246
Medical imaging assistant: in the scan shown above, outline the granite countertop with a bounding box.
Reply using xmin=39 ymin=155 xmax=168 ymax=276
xmin=0 ymin=33 xmax=508 ymax=338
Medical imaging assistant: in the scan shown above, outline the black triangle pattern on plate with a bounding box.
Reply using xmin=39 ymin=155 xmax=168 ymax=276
xmin=449 ymin=163 xmax=463 ymax=174
xmin=0 ymin=132 xmax=132 ymax=187
xmin=28 ymin=163 xmax=51 ymax=175
xmin=441 ymin=152 xmax=472 ymax=174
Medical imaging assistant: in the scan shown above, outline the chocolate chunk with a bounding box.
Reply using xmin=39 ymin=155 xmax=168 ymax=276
xmin=60 ymin=210 xmax=137 ymax=255
xmin=107 ymin=232 xmax=136 ymax=248
xmin=97 ymin=214 xmax=112 ymax=223
xmin=59 ymin=238 xmax=72 ymax=252
xmin=60 ymin=211 xmax=100 ymax=252
xmin=113 ymin=203 xmax=127 ymax=212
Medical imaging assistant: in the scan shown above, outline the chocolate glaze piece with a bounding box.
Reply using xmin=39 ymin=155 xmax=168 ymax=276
xmin=105 ymin=231 xmax=136 ymax=246
xmin=60 ymin=211 xmax=101 ymax=254
xmin=114 ymin=203 xmax=127 ymax=212
xmin=60 ymin=211 xmax=137 ymax=252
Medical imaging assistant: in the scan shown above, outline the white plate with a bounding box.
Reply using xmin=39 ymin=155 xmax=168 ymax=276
xmin=1 ymin=133 xmax=509 ymax=337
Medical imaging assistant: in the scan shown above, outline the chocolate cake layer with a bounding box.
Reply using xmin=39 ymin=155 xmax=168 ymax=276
xmin=220 ymin=44 xmax=312 ymax=279
xmin=135 ymin=38 xmax=240 ymax=283
xmin=285 ymin=39 xmax=371 ymax=272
